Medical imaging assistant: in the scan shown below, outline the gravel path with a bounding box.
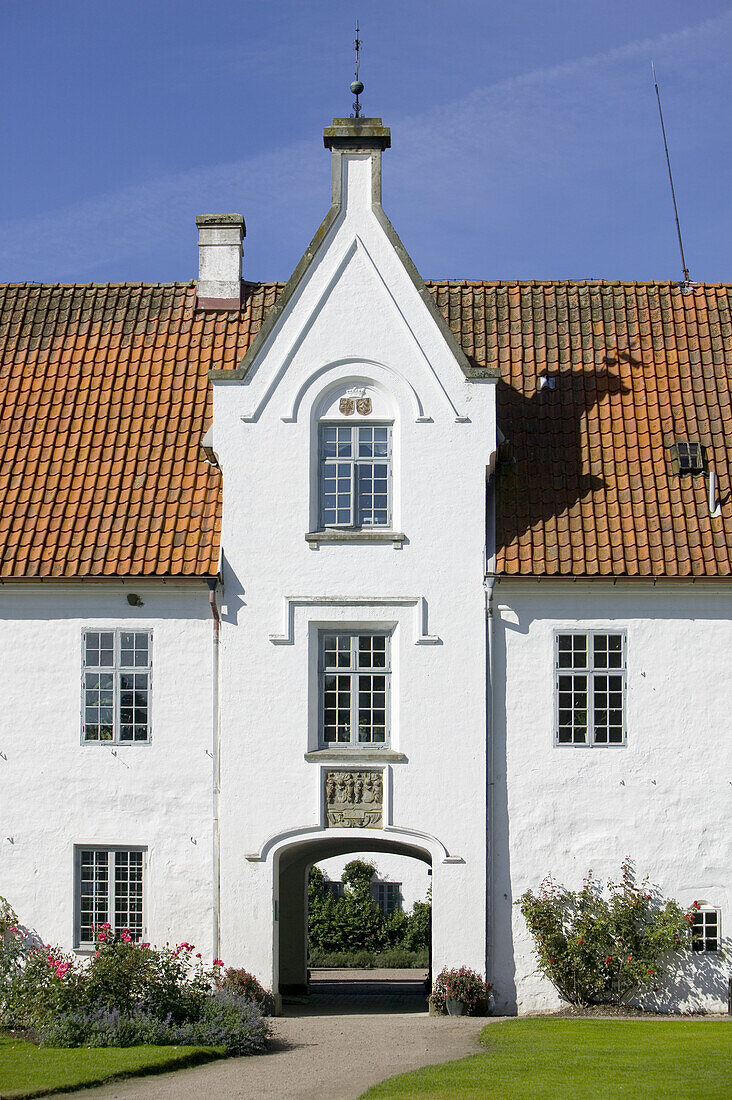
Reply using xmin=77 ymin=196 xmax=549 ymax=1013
xmin=64 ymin=972 xmax=496 ymax=1100
xmin=72 ymin=1013 xmax=492 ymax=1100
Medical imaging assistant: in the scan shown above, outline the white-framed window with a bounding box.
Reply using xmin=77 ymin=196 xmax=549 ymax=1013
xmin=320 ymin=631 xmax=390 ymax=746
xmin=372 ymin=881 xmax=402 ymax=915
xmin=75 ymin=847 xmax=145 ymax=947
xmin=691 ymin=908 xmax=721 ymax=952
xmin=319 ymin=424 xmax=391 ymax=528
xmin=82 ymin=630 xmax=151 ymax=743
xmin=555 ymin=632 xmax=626 ymax=745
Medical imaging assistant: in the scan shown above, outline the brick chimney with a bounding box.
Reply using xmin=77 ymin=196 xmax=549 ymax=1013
xmin=195 ymin=213 xmax=245 ymax=309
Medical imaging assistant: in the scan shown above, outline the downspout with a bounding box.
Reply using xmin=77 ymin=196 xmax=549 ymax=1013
xmin=484 ymin=572 xmax=496 ymax=991
xmin=207 ymin=577 xmax=221 ymax=961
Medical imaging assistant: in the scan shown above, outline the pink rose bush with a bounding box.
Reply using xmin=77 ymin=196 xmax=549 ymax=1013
xmin=518 ymin=859 xmax=691 ymax=1006
xmin=0 ymin=895 xmax=271 ymax=1052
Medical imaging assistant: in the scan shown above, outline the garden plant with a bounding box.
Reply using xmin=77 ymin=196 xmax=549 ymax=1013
xmin=430 ymin=966 xmax=491 ymax=1015
xmin=308 ymin=860 xmax=431 ymax=967
xmin=0 ymin=896 xmax=270 ymax=1054
xmin=517 ymin=859 xmax=694 ymax=1006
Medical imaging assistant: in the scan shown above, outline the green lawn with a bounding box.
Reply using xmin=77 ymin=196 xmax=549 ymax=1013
xmin=0 ymin=1036 xmax=226 ymax=1099
xmin=360 ymin=1018 xmax=732 ymax=1099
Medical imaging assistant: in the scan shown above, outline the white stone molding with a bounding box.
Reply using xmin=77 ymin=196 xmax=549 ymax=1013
xmin=284 ymin=357 xmax=429 ymax=424
xmin=238 ymin=237 xmax=468 ymax=423
xmin=245 ymin=822 xmax=456 ymax=865
xmin=268 ymin=595 xmax=440 ymax=646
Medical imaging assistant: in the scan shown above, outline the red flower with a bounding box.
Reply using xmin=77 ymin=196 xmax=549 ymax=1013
xmin=627 ymin=955 xmax=633 ymax=962
xmin=549 ymin=957 xmax=554 ymax=963
xmin=605 ymin=956 xmax=612 ymax=965
xmin=578 ymin=939 xmax=583 ymax=945
xmin=213 ymin=958 xmax=224 ymax=967
xmin=648 ymin=968 xmax=653 ymax=974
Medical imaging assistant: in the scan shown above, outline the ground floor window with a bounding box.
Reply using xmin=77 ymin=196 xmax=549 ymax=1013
xmin=76 ymin=847 xmax=145 ymax=946
xmin=691 ymin=908 xmax=721 ymax=952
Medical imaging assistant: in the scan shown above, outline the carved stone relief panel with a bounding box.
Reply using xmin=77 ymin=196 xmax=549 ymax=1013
xmin=325 ymin=769 xmax=383 ymax=829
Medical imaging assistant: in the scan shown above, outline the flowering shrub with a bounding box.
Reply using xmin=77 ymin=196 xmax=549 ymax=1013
xmin=1 ymin=896 xmax=271 ymax=1052
xmin=217 ymin=967 xmax=275 ymax=1015
xmin=517 ymin=859 xmax=692 ymax=1006
xmin=39 ymin=993 xmax=267 ymax=1054
xmin=431 ymin=967 xmax=491 ymax=1014
xmin=83 ymin=928 xmax=215 ymax=1024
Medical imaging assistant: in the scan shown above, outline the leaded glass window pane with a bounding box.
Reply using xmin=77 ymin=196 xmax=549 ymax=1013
xmin=321 ymin=632 xmax=390 ymax=747
xmin=556 ymin=633 xmax=625 ymax=746
xmin=320 ymin=425 xmax=391 ymax=529
xmin=82 ymin=631 xmax=151 ymax=744
xmin=79 ymin=849 xmax=109 ymax=944
xmin=692 ymin=910 xmax=720 ymax=952
xmin=77 ymin=848 xmax=145 ymax=946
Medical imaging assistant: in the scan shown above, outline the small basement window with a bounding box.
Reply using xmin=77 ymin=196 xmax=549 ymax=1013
xmin=691 ymin=908 xmax=720 ymax=953
xmin=669 ymin=441 xmax=706 ymax=476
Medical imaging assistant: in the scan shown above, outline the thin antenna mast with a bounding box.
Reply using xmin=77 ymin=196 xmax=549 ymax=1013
xmin=652 ymin=61 xmax=690 ymax=285
xmin=351 ymin=21 xmax=364 ymax=118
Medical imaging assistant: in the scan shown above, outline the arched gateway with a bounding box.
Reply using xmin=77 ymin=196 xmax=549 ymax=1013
xmin=258 ymin=827 xmax=452 ymax=996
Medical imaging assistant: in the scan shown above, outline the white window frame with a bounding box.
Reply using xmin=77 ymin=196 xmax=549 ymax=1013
xmin=74 ymin=846 xmax=146 ymax=949
xmin=554 ymin=631 xmax=627 ymax=747
xmin=81 ymin=629 xmax=152 ymax=744
xmin=318 ymin=423 xmax=393 ymax=530
xmin=319 ymin=629 xmax=391 ymax=748
xmin=691 ymin=908 xmax=721 ymax=953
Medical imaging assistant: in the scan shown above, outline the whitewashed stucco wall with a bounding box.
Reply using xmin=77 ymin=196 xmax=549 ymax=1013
xmin=0 ymin=583 xmax=215 ymax=957
xmin=491 ymin=580 xmax=731 ymax=1014
xmin=211 ymin=147 xmax=496 ymax=990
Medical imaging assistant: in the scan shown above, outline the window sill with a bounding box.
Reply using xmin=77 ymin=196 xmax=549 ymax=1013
xmin=304 ymin=748 xmax=407 ymax=764
xmin=306 ymin=530 xmax=406 ymax=546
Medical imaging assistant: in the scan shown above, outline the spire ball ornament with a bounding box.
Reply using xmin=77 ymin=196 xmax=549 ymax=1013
xmin=351 ymin=21 xmax=363 ymax=118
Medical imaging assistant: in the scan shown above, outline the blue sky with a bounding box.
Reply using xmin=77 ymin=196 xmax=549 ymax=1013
xmin=1 ymin=1 xmax=731 ymax=284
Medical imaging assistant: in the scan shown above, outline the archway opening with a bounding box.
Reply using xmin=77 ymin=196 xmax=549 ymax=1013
xmin=277 ymin=836 xmax=432 ymax=1015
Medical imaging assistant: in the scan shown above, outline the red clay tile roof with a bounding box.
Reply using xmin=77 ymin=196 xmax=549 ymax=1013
xmin=1 ymin=280 xmax=730 ymax=579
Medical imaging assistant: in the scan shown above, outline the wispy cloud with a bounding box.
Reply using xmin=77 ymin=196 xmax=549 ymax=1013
xmin=1 ymin=11 xmax=729 ymax=282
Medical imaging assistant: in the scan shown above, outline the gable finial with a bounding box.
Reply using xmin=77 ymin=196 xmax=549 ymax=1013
xmin=350 ymin=21 xmax=364 ymax=118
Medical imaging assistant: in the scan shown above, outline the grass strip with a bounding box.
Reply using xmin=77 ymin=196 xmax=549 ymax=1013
xmin=0 ymin=1036 xmax=227 ymax=1099
xmin=360 ymin=1018 xmax=731 ymax=1099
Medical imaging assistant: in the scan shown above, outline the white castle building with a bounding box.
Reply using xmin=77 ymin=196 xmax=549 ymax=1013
xmin=0 ymin=115 xmax=729 ymax=1014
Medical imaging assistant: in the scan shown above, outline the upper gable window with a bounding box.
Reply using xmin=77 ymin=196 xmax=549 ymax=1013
xmin=320 ymin=425 xmax=391 ymax=529
xmin=82 ymin=630 xmax=151 ymax=744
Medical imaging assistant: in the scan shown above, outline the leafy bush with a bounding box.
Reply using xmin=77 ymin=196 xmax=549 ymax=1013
xmin=309 ymin=947 xmax=428 ymax=968
xmin=1 ymin=898 xmax=272 ymax=1053
xmin=431 ymin=967 xmax=491 ymax=1014
xmin=39 ymin=993 xmax=268 ymax=1054
xmin=401 ymin=896 xmax=431 ymax=952
xmin=517 ymin=859 xmax=692 ymax=1006
xmin=217 ymin=968 xmax=274 ymax=1015
xmin=82 ymin=931 xmax=213 ymax=1025
xmin=308 ymin=863 xmax=431 ymax=961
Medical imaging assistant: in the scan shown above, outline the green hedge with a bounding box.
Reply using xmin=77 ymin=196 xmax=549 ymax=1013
xmin=308 ymin=861 xmax=431 ymax=961
xmin=309 ymin=948 xmax=429 ymax=969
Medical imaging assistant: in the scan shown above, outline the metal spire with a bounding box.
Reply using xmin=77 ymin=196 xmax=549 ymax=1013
xmin=350 ymin=21 xmax=364 ymax=118
xmin=652 ymin=61 xmax=691 ymax=286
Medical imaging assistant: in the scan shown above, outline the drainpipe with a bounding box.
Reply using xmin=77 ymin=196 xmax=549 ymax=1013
xmin=207 ymin=577 xmax=221 ymax=961
xmin=484 ymin=572 xmax=496 ymax=991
